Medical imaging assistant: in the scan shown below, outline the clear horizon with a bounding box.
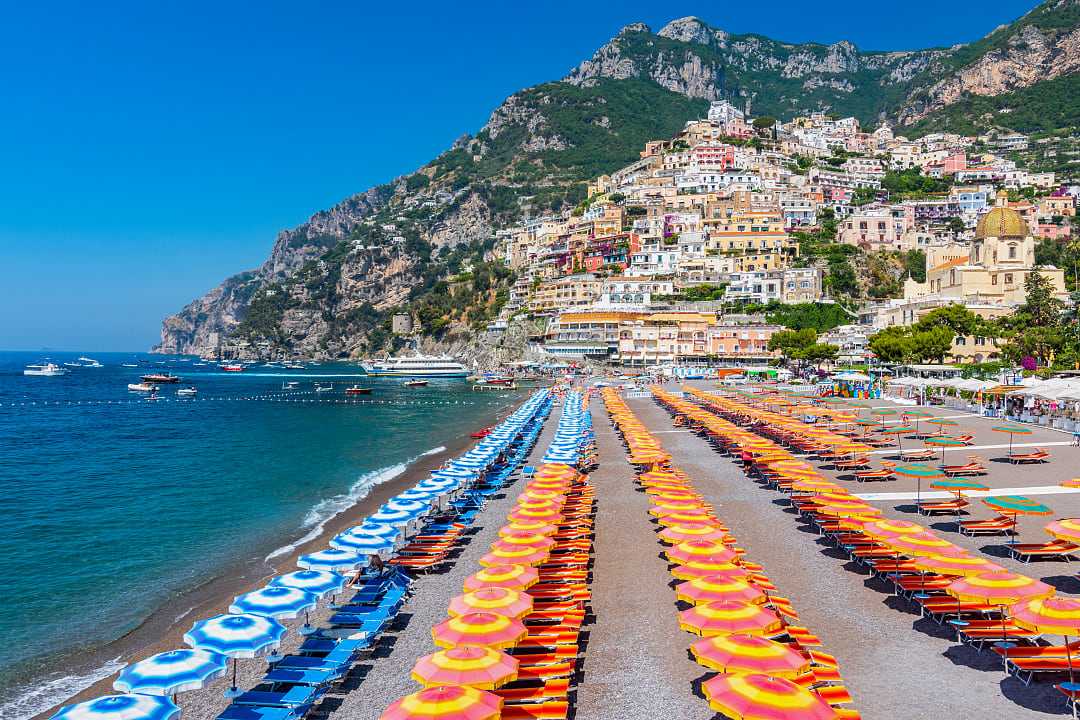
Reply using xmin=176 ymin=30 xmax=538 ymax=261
xmin=1 ymin=0 xmax=1039 ymax=352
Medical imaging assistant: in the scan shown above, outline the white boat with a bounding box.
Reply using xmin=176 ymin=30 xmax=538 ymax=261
xmin=24 ymin=363 xmax=68 ymax=377
xmin=361 ymin=353 xmax=469 ymax=378
xmin=78 ymin=357 xmax=103 ymax=367
xmin=122 ymin=363 xmax=138 ymax=368
xmin=176 ymin=387 xmax=198 ymax=397
xmin=282 ymin=381 xmax=300 ymax=389
xmin=128 ymin=383 xmax=158 ymax=392
xmin=314 ymin=383 xmax=333 ymax=393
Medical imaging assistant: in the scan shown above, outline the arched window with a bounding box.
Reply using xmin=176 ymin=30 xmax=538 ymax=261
xmin=1008 ymin=244 xmax=1017 ymax=260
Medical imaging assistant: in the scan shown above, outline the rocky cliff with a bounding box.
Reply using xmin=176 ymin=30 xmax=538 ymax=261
xmin=157 ymin=1 xmax=1079 ymax=358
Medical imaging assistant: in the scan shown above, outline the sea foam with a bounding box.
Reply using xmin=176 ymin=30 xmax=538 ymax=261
xmin=0 ymin=658 xmax=125 ymax=720
xmin=264 ymin=445 xmax=446 ymax=562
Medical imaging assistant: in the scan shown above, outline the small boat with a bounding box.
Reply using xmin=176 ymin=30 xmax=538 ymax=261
xmin=345 ymin=385 xmax=372 ymax=395
xmin=63 ymin=362 xmax=82 ymax=368
xmin=284 ymin=363 xmax=305 ymax=370
xmin=122 ymin=363 xmax=138 ymax=368
xmin=24 ymin=363 xmax=68 ymax=377
xmin=79 ymin=357 xmax=103 ymax=368
xmin=470 ymin=426 xmax=493 ymax=439
xmin=282 ymin=381 xmax=300 ymax=390
xmin=479 ymin=375 xmax=514 ymax=386
xmin=404 ymin=379 xmax=428 ymax=388
xmin=128 ymin=383 xmax=158 ymax=392
xmin=220 ymin=364 xmax=245 ymax=372
xmin=142 ymin=372 xmax=181 ymax=384
xmin=176 ymin=387 xmax=198 ymax=397
xmin=314 ymin=383 xmax=334 ymax=393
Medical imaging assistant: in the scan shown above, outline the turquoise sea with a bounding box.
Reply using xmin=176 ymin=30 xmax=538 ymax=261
xmin=0 ymin=351 xmax=522 ymax=718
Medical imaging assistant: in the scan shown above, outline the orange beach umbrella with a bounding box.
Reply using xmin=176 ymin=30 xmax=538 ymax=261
xmin=380 ymin=685 xmax=503 ymax=720
xmin=702 ymin=673 xmax=838 ymax=720
xmin=431 ymin=612 xmax=527 ymax=649
xmin=691 ymin=634 xmax=810 ymax=678
xmin=410 ymin=647 xmax=518 ymax=690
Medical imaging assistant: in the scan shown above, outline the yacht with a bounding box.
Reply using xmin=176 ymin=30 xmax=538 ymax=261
xmin=361 ymin=353 xmax=469 ymax=378
xmin=24 ymin=363 xmax=68 ymax=377
xmin=78 ymin=357 xmax=103 ymax=367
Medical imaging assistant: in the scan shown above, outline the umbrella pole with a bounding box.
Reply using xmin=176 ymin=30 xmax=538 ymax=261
xmin=1069 ymin=634 xmax=1078 ymax=720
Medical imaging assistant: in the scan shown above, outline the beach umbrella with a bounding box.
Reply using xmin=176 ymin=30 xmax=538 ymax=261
xmin=925 ymin=418 xmax=959 ymax=434
xmin=410 ymin=647 xmax=519 ymax=690
xmin=297 ymin=547 xmax=367 ymax=573
xmin=892 ymin=463 xmax=945 ymax=505
xmin=991 ymin=424 xmax=1033 ymax=456
xmin=880 ymin=533 xmax=962 ymax=558
xmin=691 ymin=634 xmax=810 ymax=678
xmin=948 ymin=571 xmax=1055 ymax=654
xmin=50 ymin=696 xmax=180 ymax=720
xmin=1046 ymin=519 xmax=1080 ymax=544
xmin=869 ymin=408 xmax=896 ymax=428
xmin=675 ymin=576 xmax=767 ymax=606
xmin=507 ymin=507 xmax=562 ymax=523
xmin=672 ymin=563 xmax=747 ymax=581
xmin=884 ymin=425 xmax=916 ymax=452
xmin=448 ymin=587 xmax=533 ymax=619
xmin=463 ymin=565 xmax=539 ymax=593
xmin=658 ymin=523 xmax=729 ymax=544
xmin=678 ymin=600 xmax=783 ymax=638
xmin=1012 ymin=596 xmax=1080 ymax=700
xmin=491 ymin=532 xmax=556 ymax=551
xmin=478 ymin=545 xmax=549 ymax=567
xmin=271 ymin=569 xmax=347 ymax=599
xmin=929 ymin=479 xmax=989 ymax=528
xmin=981 ymin=495 xmax=1052 ymax=544
xmin=229 ymin=586 xmax=318 ymax=620
xmin=902 ymin=409 xmax=932 ymax=435
xmin=431 ymin=612 xmax=527 ymax=649
xmin=351 ymin=521 xmax=404 ymax=539
xmin=499 ymin=521 xmax=558 ymax=537
xmin=113 ymin=649 xmax=227 ymax=697
xmin=667 ymin=540 xmax=738 ymax=566
xmin=923 ymin=436 xmax=968 ymax=465
xmin=657 ymin=511 xmax=721 ymax=527
xmin=183 ymin=613 xmax=286 ymax=696
xmin=330 ymin=531 xmax=396 ymax=555
xmin=385 ymin=499 xmax=432 ymax=515
xmin=702 ymin=673 xmax=838 ymax=720
xmin=911 ymin=553 xmax=1002 ymax=581
xmin=860 ymin=519 xmax=925 ymax=541
xmin=380 ymin=685 xmax=502 ymax=720
xmin=370 ymin=507 xmax=422 ymax=527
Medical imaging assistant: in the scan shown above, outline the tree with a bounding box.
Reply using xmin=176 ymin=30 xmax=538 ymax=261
xmin=868 ymin=326 xmax=914 ymax=362
xmin=768 ymin=328 xmax=817 ymax=360
xmin=797 ymin=343 xmax=840 ymax=367
xmin=752 ymin=116 xmax=776 ymax=130
xmin=946 ymin=217 xmax=966 ymax=234
xmin=911 ymin=304 xmax=980 ymax=336
xmin=910 ymin=326 xmax=955 ymax=363
xmin=1021 ymin=270 xmax=1065 ymax=327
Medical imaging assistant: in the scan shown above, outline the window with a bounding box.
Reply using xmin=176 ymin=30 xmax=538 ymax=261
xmin=1005 ymin=274 xmax=1014 ymax=285
xmin=955 ymin=336 xmax=966 ymax=346
xmin=1008 ymin=244 xmax=1017 ymax=260
xmin=992 ymin=275 xmax=998 ymax=285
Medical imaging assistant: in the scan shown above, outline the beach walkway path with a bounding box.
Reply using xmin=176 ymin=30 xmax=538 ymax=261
xmin=625 ymin=393 xmax=1064 ymax=719
xmin=574 ymin=397 xmax=711 ymax=720
xmin=330 ymin=400 xmax=562 ymax=719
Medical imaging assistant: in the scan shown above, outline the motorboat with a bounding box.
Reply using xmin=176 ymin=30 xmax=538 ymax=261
xmin=282 ymin=381 xmax=300 ymax=390
xmin=142 ymin=372 xmax=181 ymax=384
xmin=78 ymin=357 xmax=103 ymax=367
xmin=24 ymin=363 xmax=68 ymax=376
xmin=122 ymin=363 xmax=138 ymax=368
xmin=176 ymin=387 xmax=198 ymax=397
xmin=128 ymin=383 xmax=158 ymax=392
xmin=284 ymin=363 xmax=305 ymax=370
xmin=403 ymin=379 xmax=429 ymax=388
xmin=345 ymin=385 xmax=373 ymax=395
xmin=479 ymin=375 xmax=514 ymax=386
xmin=314 ymin=383 xmax=333 ymax=393
xmin=220 ymin=364 xmax=245 ymax=372
xmin=361 ymin=353 xmax=469 ymax=377
xmin=470 ymin=426 xmax=493 ymax=439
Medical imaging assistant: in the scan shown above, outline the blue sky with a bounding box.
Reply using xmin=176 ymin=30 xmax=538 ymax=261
xmin=0 ymin=0 xmax=1037 ymax=351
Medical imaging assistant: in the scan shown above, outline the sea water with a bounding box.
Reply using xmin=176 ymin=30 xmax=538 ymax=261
xmin=0 ymin=351 xmax=521 ymax=717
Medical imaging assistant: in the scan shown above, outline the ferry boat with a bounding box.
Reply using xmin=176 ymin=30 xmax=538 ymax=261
xmin=344 ymin=385 xmax=373 ymax=395
xmin=220 ymin=364 xmax=245 ymax=372
xmin=24 ymin=363 xmax=68 ymax=377
xmin=361 ymin=353 xmax=469 ymax=378
xmin=142 ymin=372 xmax=181 ymax=384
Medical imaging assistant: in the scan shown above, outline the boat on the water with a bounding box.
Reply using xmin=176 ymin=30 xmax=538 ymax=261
xmin=122 ymin=363 xmax=138 ymax=368
xmin=361 ymin=353 xmax=469 ymax=377
xmin=284 ymin=363 xmax=305 ymax=370
xmin=282 ymin=381 xmax=300 ymax=389
xmin=345 ymin=385 xmax=373 ymax=395
xmin=220 ymin=364 xmax=244 ymax=372
xmin=176 ymin=387 xmax=198 ymax=397
xmin=128 ymin=382 xmax=158 ymax=392
xmin=142 ymin=372 xmax=181 ymax=384
xmin=24 ymin=363 xmax=68 ymax=377
xmin=78 ymin=356 xmax=104 ymax=368
xmin=470 ymin=426 xmax=492 ymax=438
xmin=314 ymin=383 xmax=333 ymax=393
xmin=479 ymin=375 xmax=514 ymax=386
xmin=404 ymin=379 xmax=429 ymax=388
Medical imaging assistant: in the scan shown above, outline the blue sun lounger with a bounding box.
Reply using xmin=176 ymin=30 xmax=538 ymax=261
xmin=217 ymin=704 xmax=309 ymax=720
xmin=232 ymin=684 xmax=323 ymax=709
xmin=262 ymin=666 xmax=344 ymax=686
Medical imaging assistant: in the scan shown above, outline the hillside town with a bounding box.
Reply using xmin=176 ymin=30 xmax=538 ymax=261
xmin=486 ymin=100 xmax=1077 ymax=372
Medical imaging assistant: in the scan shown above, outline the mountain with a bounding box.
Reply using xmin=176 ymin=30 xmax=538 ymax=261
xmin=157 ymin=1 xmax=1080 ymax=358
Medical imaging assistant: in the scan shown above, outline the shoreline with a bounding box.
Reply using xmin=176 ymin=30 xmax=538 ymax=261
xmin=24 ymin=397 xmax=521 ymax=720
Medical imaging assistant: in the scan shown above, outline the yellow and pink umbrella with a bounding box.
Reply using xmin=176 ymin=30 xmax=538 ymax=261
xmin=431 ymin=612 xmax=527 ymax=649
xmin=448 ymin=587 xmax=533 ymax=620
xmin=702 ymin=673 xmax=838 ymax=720
xmin=380 ymin=685 xmax=502 ymax=720
xmin=691 ymin=634 xmax=810 ymax=678
xmin=678 ymin=600 xmax=783 ymax=638
xmin=462 ymin=564 xmax=538 ymax=593
xmin=675 ymin=576 xmax=767 ymax=606
xmin=410 ymin=647 xmax=518 ymax=690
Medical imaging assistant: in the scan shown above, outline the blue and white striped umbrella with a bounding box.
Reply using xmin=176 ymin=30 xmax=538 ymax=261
xmin=228 ymin=586 xmax=318 ymax=619
xmin=352 ymin=521 xmax=400 ymax=538
xmin=183 ymin=613 xmax=286 ymax=658
xmin=431 ymin=468 xmax=476 ymax=479
xmin=51 ymin=695 xmax=179 ymax=720
xmin=329 ymin=531 xmax=395 ymax=555
xmin=270 ymin=570 xmax=346 ymax=599
xmin=113 ymin=649 xmax=227 ymax=696
xmin=297 ymin=547 xmax=366 ymax=572
xmin=395 ymin=489 xmax=441 ymax=502
xmin=369 ymin=508 xmax=419 ymax=527
xmin=385 ymin=498 xmax=429 ymax=514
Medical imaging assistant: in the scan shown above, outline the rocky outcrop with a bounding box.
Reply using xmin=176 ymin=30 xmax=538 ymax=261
xmin=899 ymin=19 xmax=1080 ymax=123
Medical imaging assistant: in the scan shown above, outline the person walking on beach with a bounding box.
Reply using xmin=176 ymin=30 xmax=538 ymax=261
xmin=1073 ymin=428 xmax=1080 ymax=447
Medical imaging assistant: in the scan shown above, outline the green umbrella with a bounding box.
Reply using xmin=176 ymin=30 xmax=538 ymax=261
xmin=903 ymin=409 xmax=932 ymax=435
xmin=869 ymin=408 xmax=897 ymax=429
xmin=931 ymin=479 xmax=989 ymax=529
xmin=885 ymin=425 xmax=916 ymax=452
xmin=893 ymin=463 xmax=946 ymax=505
xmin=924 ymin=418 xmax=959 ymax=437
xmin=991 ymin=425 xmax=1033 ymax=456
xmin=924 ymin=435 xmax=968 ymax=465
xmin=981 ymin=495 xmax=1052 ymax=545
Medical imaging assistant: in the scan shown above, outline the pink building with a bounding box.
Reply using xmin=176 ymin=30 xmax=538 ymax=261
xmin=1037 ymin=223 xmax=1072 ymax=241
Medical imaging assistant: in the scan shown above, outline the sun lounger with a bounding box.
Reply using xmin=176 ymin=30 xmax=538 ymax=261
xmin=1010 ymin=540 xmax=1079 ymax=562
xmin=899 ymin=449 xmax=936 ymax=462
xmin=217 ymin=705 xmax=307 ymax=720
xmin=1008 ymin=449 xmax=1051 ymax=464
xmin=263 ymin=667 xmax=342 ymax=687
xmin=959 ymin=515 xmax=1016 ymax=537
xmin=515 ymin=661 xmax=575 ymax=681
xmin=233 ymin=685 xmax=323 ymax=709
xmin=496 ymin=678 xmax=570 ymax=702
xmin=917 ymin=498 xmax=969 ymax=516
xmin=993 ymin=640 xmax=1080 ymax=659
xmin=956 ymin=619 xmax=1038 ymax=646
xmin=852 ymin=469 xmax=894 ymax=482
xmin=1008 ymin=656 xmax=1080 ymax=685
xmin=941 ymin=461 xmax=987 ymax=477
xmin=500 ymin=701 xmax=569 ymax=720
xmin=815 ymin=685 xmax=853 ymax=705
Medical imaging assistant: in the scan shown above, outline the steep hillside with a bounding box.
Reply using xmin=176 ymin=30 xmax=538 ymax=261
xmin=158 ymin=1 xmax=1080 ymax=358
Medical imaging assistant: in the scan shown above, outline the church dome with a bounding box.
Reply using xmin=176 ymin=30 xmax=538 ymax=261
xmin=975 ymin=206 xmax=1028 ymax=239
